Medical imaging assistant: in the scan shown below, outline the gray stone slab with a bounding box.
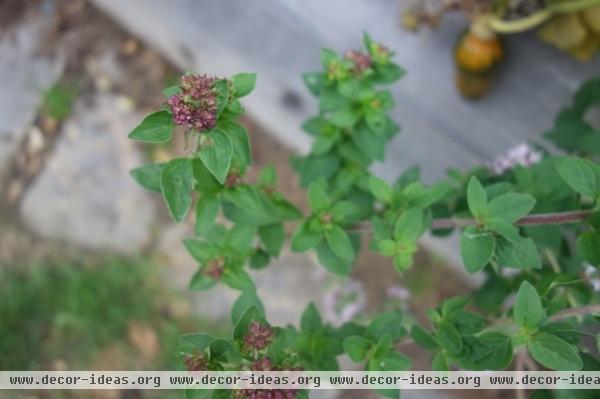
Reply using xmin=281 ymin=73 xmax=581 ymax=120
xmin=0 ymin=20 xmax=62 ymax=176
xmin=19 ymin=94 xmax=155 ymax=253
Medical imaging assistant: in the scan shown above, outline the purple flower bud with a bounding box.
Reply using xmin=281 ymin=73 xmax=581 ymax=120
xmin=166 ymin=73 xmax=218 ymax=132
xmin=184 ymin=350 xmax=208 ymax=371
xmin=243 ymin=321 xmax=274 ymax=351
xmin=345 ymin=50 xmax=372 ymax=74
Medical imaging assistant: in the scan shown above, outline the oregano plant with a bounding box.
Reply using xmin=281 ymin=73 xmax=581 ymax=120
xmin=129 ymin=33 xmax=600 ymax=398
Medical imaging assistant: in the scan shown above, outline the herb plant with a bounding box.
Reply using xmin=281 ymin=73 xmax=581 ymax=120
xmin=129 ymin=33 xmax=600 ymax=398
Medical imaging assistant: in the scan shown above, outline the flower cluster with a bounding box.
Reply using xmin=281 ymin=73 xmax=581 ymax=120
xmin=204 ymin=258 xmax=225 ymax=280
xmin=166 ymin=73 xmax=218 ymax=132
xmin=491 ymin=142 xmax=542 ymax=175
xmin=344 ymin=50 xmax=372 ymax=74
xmin=233 ymin=357 xmax=300 ymax=399
xmin=243 ymin=321 xmax=274 ymax=351
xmin=183 ymin=350 xmax=208 ymax=371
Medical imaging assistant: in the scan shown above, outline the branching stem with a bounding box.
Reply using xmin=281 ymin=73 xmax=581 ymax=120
xmin=350 ymin=209 xmax=594 ymax=233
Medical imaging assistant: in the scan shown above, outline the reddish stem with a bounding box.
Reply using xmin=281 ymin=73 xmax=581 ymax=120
xmin=431 ymin=209 xmax=594 ymax=230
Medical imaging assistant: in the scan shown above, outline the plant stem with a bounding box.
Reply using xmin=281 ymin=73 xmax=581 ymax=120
xmin=350 ymin=209 xmax=594 ymax=233
xmin=488 ymin=0 xmax=600 ymax=34
xmin=550 ymin=303 xmax=600 ymax=321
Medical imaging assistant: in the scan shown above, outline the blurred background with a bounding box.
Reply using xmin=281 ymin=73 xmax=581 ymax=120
xmin=0 ymin=1 xmax=598 ymax=399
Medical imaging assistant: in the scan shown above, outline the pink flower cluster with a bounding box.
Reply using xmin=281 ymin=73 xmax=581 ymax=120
xmin=234 ymin=357 xmax=300 ymax=399
xmin=183 ymin=350 xmax=208 ymax=371
xmin=345 ymin=50 xmax=372 ymax=74
xmin=244 ymin=321 xmax=274 ymax=351
xmin=491 ymin=143 xmax=542 ymax=175
xmin=166 ymin=74 xmax=218 ymax=132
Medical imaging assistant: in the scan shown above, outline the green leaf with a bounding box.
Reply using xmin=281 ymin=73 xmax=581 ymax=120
xmin=195 ymin=194 xmax=220 ymax=236
xmin=160 ymin=158 xmax=194 ymax=223
xmin=435 ymin=321 xmax=462 ymax=354
xmin=441 ymin=296 xmax=469 ymax=316
xmin=471 ymin=332 xmax=513 ymax=370
xmin=226 ymin=225 xmax=256 ymax=253
xmin=378 ymin=239 xmax=397 ymax=257
xmin=308 ymin=181 xmax=331 ymax=211
xmin=231 ymin=290 xmax=264 ymax=324
xmin=222 ymin=268 xmax=255 ymax=291
xmin=368 ymin=176 xmax=393 ymax=203
xmin=394 ymin=208 xmax=423 ymax=242
xmin=554 ymin=157 xmax=597 ymax=198
xmin=577 ymin=231 xmax=600 ymax=267
xmin=192 ymin=159 xmax=221 ymax=194
xmin=496 ymin=237 xmax=542 ymax=270
xmin=258 ymin=164 xmax=277 ymax=187
xmin=514 ymin=281 xmax=544 ymax=330
xmin=231 ymin=73 xmax=256 ymax=98
xmin=460 ymin=226 xmax=495 ymax=273
xmin=197 ymin=129 xmax=233 ymax=184
xmin=487 ymin=218 xmax=521 ymax=242
xmin=179 ymin=333 xmax=214 ymax=350
xmin=258 ymin=222 xmax=285 ymax=256
xmin=302 ymin=72 xmax=325 ymax=96
xmin=232 ymin=306 xmax=268 ymax=341
xmin=527 ymin=333 xmax=582 ymax=370
xmin=130 ymin=163 xmax=163 ymax=193
xmin=329 ymin=108 xmax=358 ymax=128
xmin=410 ymin=325 xmax=438 ymax=350
xmin=222 ymin=185 xmax=278 ymax=225
xmin=325 ymin=225 xmax=355 ymax=261
xmin=488 ymin=193 xmax=536 ymax=223
xmin=320 ymin=48 xmax=338 ymax=66
xmin=222 ymin=122 xmax=251 ymax=170
xmin=162 ymin=85 xmax=181 ymax=97
xmin=295 ymin=154 xmax=340 ymax=187
xmin=184 ymin=239 xmax=219 ymax=262
xmin=128 ymin=111 xmax=174 ymax=143
xmin=448 ymin=310 xmax=485 ymax=335
xmin=353 ymin=124 xmax=385 ymax=161
xmin=331 ymin=201 xmax=361 ymax=224
xmin=315 ymin=240 xmax=352 ymax=276
xmin=343 ymin=336 xmax=372 ymax=361
xmin=467 ymin=176 xmax=488 ymax=219
xmin=213 ymin=79 xmax=229 ymax=115
xmin=300 ymin=303 xmax=323 ymax=331
xmin=378 ymin=351 xmax=412 ymax=371
xmin=431 ymin=352 xmax=449 ymax=371
xmin=209 ymin=338 xmax=237 ymax=363
xmin=189 ymin=269 xmax=218 ymax=291
xmin=367 ymin=311 xmax=404 ymax=341
xmin=291 ymin=220 xmax=322 ymax=252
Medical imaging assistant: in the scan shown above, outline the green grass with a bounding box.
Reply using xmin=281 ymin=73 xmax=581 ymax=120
xmin=41 ymin=81 xmax=77 ymax=120
xmin=0 ymin=257 xmax=220 ymax=371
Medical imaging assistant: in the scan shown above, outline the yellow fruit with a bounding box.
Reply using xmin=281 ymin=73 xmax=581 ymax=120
xmin=455 ymin=31 xmax=504 ymax=72
xmin=454 ymin=26 xmax=504 ymax=99
xmin=538 ymin=13 xmax=587 ymax=50
xmin=582 ymin=5 xmax=600 ymax=34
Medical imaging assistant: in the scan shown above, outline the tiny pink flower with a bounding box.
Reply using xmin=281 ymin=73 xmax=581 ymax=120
xmin=491 ymin=143 xmax=542 ymax=175
xmin=167 ymin=73 xmax=218 ymax=132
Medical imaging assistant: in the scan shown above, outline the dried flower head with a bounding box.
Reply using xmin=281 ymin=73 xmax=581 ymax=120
xmin=234 ymin=357 xmax=299 ymax=399
xmin=251 ymin=357 xmax=274 ymax=371
xmin=345 ymin=50 xmax=372 ymax=74
xmin=184 ymin=350 xmax=208 ymax=371
xmin=167 ymin=73 xmax=218 ymax=132
xmin=243 ymin=321 xmax=274 ymax=351
xmin=204 ymin=258 xmax=225 ymax=280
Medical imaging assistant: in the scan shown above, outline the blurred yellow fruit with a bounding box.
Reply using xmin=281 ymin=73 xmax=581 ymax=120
xmin=538 ymin=13 xmax=587 ymax=51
